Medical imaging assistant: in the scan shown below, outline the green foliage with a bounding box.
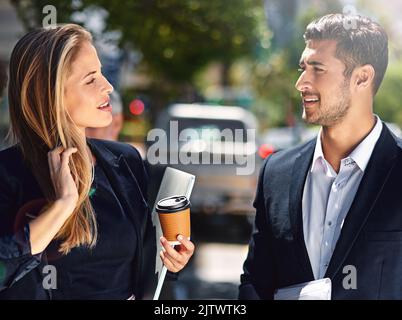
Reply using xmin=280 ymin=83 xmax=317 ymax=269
xmin=251 ymin=50 xmax=301 ymax=129
xmin=375 ymin=62 xmax=402 ymax=127
xmin=87 ymin=0 xmax=263 ymax=82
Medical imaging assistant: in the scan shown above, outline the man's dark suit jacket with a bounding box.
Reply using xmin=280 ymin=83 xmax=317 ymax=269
xmin=0 ymin=138 xmax=156 ymax=299
xmin=239 ymin=124 xmax=402 ymax=299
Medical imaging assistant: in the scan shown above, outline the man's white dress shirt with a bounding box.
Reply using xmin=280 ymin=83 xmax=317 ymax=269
xmin=302 ymin=116 xmax=383 ymax=279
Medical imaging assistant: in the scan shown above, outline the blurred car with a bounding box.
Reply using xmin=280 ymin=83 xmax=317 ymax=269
xmin=146 ymin=103 xmax=262 ymax=216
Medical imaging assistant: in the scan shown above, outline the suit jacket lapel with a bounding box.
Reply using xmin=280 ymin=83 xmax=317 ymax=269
xmin=325 ymin=126 xmax=399 ymax=279
xmin=289 ymin=139 xmax=316 ymax=280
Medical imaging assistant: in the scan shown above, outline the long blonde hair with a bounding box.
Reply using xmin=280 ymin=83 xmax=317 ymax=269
xmin=8 ymin=24 xmax=98 ymax=254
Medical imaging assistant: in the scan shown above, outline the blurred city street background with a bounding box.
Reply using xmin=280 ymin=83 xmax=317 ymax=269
xmin=1 ymin=0 xmax=402 ymax=299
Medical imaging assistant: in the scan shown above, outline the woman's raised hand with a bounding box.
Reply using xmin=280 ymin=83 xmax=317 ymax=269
xmin=48 ymin=147 xmax=79 ymax=208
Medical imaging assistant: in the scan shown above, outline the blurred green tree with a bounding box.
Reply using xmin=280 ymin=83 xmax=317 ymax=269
xmin=375 ymin=62 xmax=402 ymax=127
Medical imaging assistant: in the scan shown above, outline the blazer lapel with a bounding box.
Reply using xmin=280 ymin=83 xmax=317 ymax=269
xmin=325 ymin=126 xmax=399 ymax=279
xmin=87 ymin=138 xmax=148 ymax=296
xmin=289 ymin=139 xmax=316 ymax=280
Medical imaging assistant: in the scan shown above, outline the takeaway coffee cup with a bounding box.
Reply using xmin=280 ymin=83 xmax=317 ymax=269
xmin=156 ymin=195 xmax=191 ymax=244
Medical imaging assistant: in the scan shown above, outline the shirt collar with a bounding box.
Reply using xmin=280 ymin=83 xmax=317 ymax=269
xmin=348 ymin=115 xmax=382 ymax=171
xmin=311 ymin=129 xmax=333 ymax=176
xmin=311 ymin=115 xmax=383 ymax=174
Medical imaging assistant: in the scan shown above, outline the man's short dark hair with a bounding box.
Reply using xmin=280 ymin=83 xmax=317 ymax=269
xmin=304 ymin=13 xmax=388 ymax=95
xmin=0 ymin=60 xmax=7 ymax=98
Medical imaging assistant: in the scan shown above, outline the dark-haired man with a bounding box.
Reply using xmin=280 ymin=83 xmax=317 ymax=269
xmin=240 ymin=14 xmax=401 ymax=299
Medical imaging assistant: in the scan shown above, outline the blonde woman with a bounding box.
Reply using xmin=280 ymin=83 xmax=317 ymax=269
xmin=0 ymin=24 xmax=194 ymax=299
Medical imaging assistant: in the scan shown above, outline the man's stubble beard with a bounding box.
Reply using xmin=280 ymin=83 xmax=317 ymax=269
xmin=304 ymin=78 xmax=351 ymax=127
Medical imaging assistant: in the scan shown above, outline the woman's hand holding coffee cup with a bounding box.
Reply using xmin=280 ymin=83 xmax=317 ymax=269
xmin=159 ymin=234 xmax=195 ymax=273
xmin=156 ymin=196 xmax=195 ymax=273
